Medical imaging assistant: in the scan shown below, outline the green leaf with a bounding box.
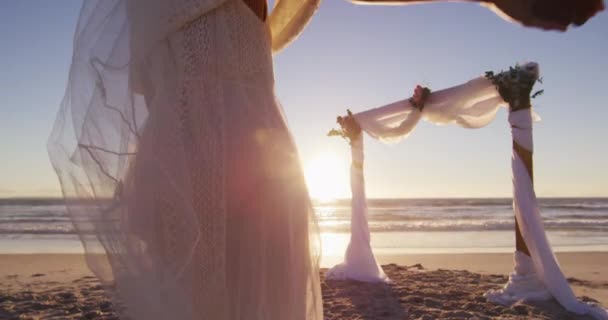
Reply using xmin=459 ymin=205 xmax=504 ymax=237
xmin=327 ymin=129 xmax=342 ymax=137
xmin=532 ymin=89 xmax=544 ymax=99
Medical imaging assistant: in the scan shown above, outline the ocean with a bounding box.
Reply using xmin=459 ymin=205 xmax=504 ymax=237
xmin=2 ymin=198 xmax=608 ymax=265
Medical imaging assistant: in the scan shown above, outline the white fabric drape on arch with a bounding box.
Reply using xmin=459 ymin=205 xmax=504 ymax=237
xmin=328 ymin=62 xmax=607 ymax=319
xmin=485 ymin=110 xmax=608 ymax=319
xmin=326 ymin=70 xmax=510 ymax=283
xmin=325 ymin=136 xmax=389 ymax=282
xmin=354 ymin=75 xmax=512 ymax=142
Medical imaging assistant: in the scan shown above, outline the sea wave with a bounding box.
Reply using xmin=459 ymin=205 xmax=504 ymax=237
xmin=0 ymin=218 xmax=70 ymax=224
xmin=541 ymin=204 xmax=608 ymax=211
xmin=318 ymin=219 xmax=608 ymax=233
xmin=3 ymin=218 xmax=607 ymax=235
xmin=0 ymin=229 xmax=76 ymax=235
xmin=2 ymin=198 xmax=608 ymax=236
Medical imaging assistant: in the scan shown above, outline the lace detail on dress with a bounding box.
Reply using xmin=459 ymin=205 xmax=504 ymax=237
xmin=173 ymin=0 xmax=273 ymax=81
xmin=145 ymin=0 xmax=284 ymax=316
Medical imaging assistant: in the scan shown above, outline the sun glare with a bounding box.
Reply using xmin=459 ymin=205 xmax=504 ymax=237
xmin=304 ymin=152 xmax=349 ymax=202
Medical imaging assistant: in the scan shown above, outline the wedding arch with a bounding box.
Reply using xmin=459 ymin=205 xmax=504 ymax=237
xmin=325 ymin=62 xmax=608 ymax=319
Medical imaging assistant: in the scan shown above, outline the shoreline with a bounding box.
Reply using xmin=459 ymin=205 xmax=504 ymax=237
xmin=3 ymin=251 xmax=607 ymax=283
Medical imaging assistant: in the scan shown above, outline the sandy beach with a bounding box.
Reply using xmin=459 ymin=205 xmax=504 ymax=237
xmin=1 ymin=253 xmax=606 ymax=319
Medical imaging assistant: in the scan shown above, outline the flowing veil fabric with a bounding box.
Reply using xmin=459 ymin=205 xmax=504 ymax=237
xmin=48 ymin=0 xmax=322 ymax=319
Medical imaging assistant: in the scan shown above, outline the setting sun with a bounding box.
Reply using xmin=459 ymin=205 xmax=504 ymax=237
xmin=304 ymin=152 xmax=350 ymax=201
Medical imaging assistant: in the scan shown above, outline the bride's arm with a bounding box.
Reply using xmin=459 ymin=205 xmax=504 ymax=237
xmin=346 ymin=0 xmax=604 ymax=31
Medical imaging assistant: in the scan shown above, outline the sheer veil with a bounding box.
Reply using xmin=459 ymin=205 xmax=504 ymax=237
xmin=48 ymin=0 xmax=322 ymax=319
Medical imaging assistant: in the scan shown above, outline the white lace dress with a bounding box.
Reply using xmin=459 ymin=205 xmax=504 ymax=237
xmin=48 ymin=0 xmax=322 ymax=319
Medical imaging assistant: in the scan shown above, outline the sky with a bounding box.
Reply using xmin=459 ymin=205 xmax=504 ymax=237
xmin=0 ymin=1 xmax=607 ymax=199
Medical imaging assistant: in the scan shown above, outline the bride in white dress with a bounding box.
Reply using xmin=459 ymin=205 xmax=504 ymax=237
xmin=48 ymin=0 xmax=323 ymax=319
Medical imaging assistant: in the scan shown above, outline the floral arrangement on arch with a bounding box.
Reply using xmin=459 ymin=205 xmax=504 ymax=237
xmin=485 ymin=63 xmax=544 ymax=111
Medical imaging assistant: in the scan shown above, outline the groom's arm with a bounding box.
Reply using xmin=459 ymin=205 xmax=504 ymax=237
xmin=347 ymin=0 xmax=604 ymax=31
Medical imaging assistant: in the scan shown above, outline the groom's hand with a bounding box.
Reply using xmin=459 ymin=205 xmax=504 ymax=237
xmin=349 ymin=0 xmax=603 ymax=31
xmin=486 ymin=0 xmax=604 ymax=31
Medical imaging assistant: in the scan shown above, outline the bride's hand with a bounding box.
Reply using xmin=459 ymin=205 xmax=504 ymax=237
xmin=485 ymin=0 xmax=604 ymax=31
